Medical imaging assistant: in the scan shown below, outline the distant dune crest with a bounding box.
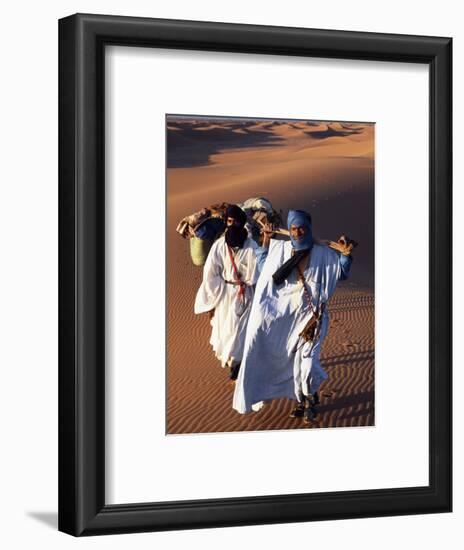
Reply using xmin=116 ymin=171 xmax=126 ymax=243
xmin=166 ymin=115 xmax=373 ymax=168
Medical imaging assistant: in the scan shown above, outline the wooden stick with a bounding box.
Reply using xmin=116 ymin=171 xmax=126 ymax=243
xmin=255 ymin=219 xmax=358 ymax=254
xmin=255 ymin=218 xmax=289 ymax=236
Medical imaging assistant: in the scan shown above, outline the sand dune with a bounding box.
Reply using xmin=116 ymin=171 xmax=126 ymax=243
xmin=166 ymin=116 xmax=375 ymax=434
xmin=167 ymin=118 xmax=374 ymax=167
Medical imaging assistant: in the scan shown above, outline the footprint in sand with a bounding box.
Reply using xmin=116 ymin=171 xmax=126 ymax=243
xmin=322 ymin=391 xmax=335 ymax=398
xmin=342 ymin=342 xmax=361 ymax=351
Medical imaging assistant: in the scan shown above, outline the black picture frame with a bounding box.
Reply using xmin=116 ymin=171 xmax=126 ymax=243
xmin=59 ymin=13 xmax=452 ymax=536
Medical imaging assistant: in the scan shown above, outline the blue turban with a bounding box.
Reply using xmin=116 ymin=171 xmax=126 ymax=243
xmin=287 ymin=209 xmax=313 ymax=251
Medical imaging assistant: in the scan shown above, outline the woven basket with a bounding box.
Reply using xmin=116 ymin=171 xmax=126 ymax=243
xmin=189 ymin=237 xmax=214 ymax=266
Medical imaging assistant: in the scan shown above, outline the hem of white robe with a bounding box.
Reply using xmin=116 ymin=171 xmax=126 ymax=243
xmin=233 ymin=389 xmax=296 ymax=414
xmin=211 ymin=346 xmax=241 ymax=368
xmin=236 ymin=376 xmax=329 ymax=412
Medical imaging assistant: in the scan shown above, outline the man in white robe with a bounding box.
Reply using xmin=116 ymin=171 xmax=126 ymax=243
xmin=194 ymin=205 xmax=259 ymax=380
xmin=233 ymin=209 xmax=352 ymax=422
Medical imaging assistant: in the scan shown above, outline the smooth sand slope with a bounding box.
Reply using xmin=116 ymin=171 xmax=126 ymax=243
xmin=166 ymin=118 xmax=375 ymax=434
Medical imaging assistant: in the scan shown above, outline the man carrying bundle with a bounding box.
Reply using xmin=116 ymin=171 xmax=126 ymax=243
xmin=194 ymin=205 xmax=259 ymax=381
xmin=232 ymin=210 xmax=353 ymax=423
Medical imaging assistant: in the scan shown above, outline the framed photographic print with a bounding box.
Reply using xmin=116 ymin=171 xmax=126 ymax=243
xmin=59 ymin=13 xmax=452 ymax=536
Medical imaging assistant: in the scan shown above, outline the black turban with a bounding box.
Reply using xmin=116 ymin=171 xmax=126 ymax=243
xmin=225 ymin=204 xmax=247 ymax=227
xmin=225 ymin=225 xmax=248 ymax=248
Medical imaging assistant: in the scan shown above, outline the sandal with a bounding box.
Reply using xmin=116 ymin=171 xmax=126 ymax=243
xmin=289 ymin=403 xmax=305 ymax=418
xmin=304 ymin=405 xmax=318 ymax=424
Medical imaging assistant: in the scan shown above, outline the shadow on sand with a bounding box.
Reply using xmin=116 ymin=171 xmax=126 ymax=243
xmin=167 ymin=120 xmax=287 ymax=168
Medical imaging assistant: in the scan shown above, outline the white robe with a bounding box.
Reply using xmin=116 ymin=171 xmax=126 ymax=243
xmin=233 ymin=240 xmax=344 ymax=413
xmin=194 ymin=236 xmax=259 ymax=367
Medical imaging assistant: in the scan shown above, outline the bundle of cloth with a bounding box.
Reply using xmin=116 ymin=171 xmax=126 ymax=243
xmin=238 ymin=197 xmax=282 ymax=242
xmin=176 ymin=197 xmax=282 ymax=266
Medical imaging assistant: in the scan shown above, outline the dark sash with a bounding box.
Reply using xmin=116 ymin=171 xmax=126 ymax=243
xmin=272 ymin=248 xmax=309 ymax=285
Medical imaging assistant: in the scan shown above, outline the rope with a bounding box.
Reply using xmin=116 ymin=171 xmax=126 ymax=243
xmin=227 ymin=245 xmax=246 ymax=300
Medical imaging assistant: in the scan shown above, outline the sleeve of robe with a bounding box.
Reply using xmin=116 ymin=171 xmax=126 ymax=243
xmin=255 ymin=245 xmax=270 ymax=273
xmin=194 ymin=239 xmax=226 ymax=314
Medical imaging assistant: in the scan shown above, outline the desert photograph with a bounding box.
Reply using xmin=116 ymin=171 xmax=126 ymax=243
xmin=166 ymin=115 xmax=375 ymax=434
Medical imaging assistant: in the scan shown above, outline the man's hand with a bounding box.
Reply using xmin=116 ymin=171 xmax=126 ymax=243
xmin=261 ymin=222 xmax=276 ymax=248
xmin=328 ymin=235 xmax=358 ymax=256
